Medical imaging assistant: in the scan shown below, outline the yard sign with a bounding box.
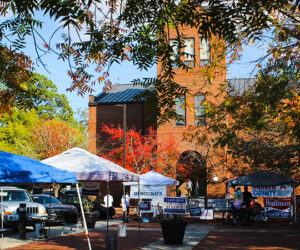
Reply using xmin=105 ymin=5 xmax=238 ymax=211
xmin=163 ymin=197 xmax=186 ymax=214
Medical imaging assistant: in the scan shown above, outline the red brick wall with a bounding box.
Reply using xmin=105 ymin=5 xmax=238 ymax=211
xmin=157 ymin=26 xmax=227 ymax=198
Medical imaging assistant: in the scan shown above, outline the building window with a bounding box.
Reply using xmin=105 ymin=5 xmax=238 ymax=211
xmin=199 ymin=38 xmax=210 ymax=66
xmin=169 ymin=39 xmax=179 ymax=68
xmin=184 ymin=38 xmax=195 ymax=68
xmin=176 ymin=95 xmax=186 ymax=126
xmin=195 ymin=95 xmax=206 ymax=126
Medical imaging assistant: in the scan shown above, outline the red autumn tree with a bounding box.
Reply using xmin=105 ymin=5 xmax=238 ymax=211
xmin=98 ymin=125 xmax=179 ymax=175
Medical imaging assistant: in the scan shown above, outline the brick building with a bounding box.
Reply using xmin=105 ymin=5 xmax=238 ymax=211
xmin=88 ymin=24 xmax=257 ymax=198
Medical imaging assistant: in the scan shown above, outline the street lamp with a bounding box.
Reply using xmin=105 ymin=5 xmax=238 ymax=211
xmin=122 ymin=104 xmax=126 ymax=169
xmin=213 ymin=174 xmax=219 ymax=182
xmin=116 ymin=104 xmax=126 ymax=169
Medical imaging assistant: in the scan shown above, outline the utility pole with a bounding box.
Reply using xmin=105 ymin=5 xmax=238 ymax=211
xmin=123 ymin=104 xmax=126 ymax=169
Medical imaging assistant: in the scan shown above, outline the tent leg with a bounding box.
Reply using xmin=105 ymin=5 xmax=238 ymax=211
xmin=123 ymin=185 xmax=126 ymax=222
xmin=293 ymin=183 xmax=297 ymax=223
xmin=138 ymin=181 xmax=140 ymax=239
xmin=76 ymin=183 xmax=92 ymax=250
xmin=1 ymin=186 xmax=4 ymax=249
xmin=107 ymin=181 xmax=109 ymax=233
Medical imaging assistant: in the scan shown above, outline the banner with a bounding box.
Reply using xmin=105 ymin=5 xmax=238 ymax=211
xmin=252 ymin=184 xmax=292 ymax=197
xmin=264 ymin=197 xmax=293 ymax=218
xmin=130 ymin=185 xmax=166 ymax=203
xmin=82 ymin=182 xmax=100 ymax=196
xmin=163 ymin=197 xmax=186 ymax=214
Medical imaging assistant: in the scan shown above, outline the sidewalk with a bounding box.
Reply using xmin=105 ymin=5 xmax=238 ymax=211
xmin=6 ymin=221 xmax=215 ymax=250
xmin=195 ymin=222 xmax=300 ymax=250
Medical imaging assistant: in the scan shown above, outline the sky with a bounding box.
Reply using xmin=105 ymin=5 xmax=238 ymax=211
xmin=8 ymin=13 xmax=267 ymax=116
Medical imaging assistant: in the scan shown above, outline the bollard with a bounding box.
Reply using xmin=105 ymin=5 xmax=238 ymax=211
xmin=18 ymin=203 xmax=26 ymax=240
xmin=105 ymin=235 xmax=117 ymax=250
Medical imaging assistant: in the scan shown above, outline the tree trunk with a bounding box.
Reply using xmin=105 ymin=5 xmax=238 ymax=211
xmin=52 ymin=183 xmax=61 ymax=197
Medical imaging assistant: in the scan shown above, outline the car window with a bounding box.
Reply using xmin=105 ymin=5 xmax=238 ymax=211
xmin=1 ymin=190 xmax=31 ymax=202
xmin=32 ymin=196 xmax=44 ymax=203
xmin=32 ymin=196 xmax=61 ymax=204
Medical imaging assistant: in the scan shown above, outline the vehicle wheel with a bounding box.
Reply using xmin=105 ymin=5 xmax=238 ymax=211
xmin=222 ymin=210 xmax=233 ymax=225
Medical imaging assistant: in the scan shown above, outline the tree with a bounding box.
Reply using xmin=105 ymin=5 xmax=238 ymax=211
xmin=98 ymin=125 xmax=179 ymax=175
xmin=22 ymin=73 xmax=75 ymax=122
xmin=0 ymin=108 xmax=39 ymax=158
xmin=0 ymin=1 xmax=298 ymax=123
xmin=0 ymin=70 xmax=87 ymax=159
xmin=31 ymin=119 xmax=85 ymax=159
xmin=0 ymin=0 xmax=298 ymax=182
xmin=0 ymin=46 xmax=33 ymax=115
xmin=194 ymin=19 xmax=300 ymax=182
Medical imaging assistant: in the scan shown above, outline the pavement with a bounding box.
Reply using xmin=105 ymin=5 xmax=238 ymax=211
xmin=1 ymin=219 xmax=123 ymax=249
xmin=142 ymin=223 xmax=215 ymax=250
xmin=3 ymin=220 xmax=216 ymax=250
xmin=2 ymin=219 xmax=300 ymax=249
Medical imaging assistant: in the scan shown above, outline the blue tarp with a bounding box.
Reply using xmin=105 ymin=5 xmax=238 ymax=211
xmin=0 ymin=151 xmax=77 ymax=184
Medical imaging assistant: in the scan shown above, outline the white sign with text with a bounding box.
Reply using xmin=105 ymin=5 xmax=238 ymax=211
xmin=130 ymin=185 xmax=166 ymax=203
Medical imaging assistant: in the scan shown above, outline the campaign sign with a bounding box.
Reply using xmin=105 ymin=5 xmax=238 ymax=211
xmin=264 ymin=197 xmax=293 ymax=210
xmin=190 ymin=207 xmax=202 ymax=217
xmin=252 ymin=184 xmax=292 ymax=197
xmin=139 ymin=201 xmax=151 ymax=211
xmin=164 ymin=197 xmax=186 ymax=214
xmin=82 ymin=182 xmax=100 ymax=195
xmin=264 ymin=207 xmax=292 ymax=218
xmin=263 ymin=197 xmax=293 ymax=218
xmin=200 ymin=209 xmax=214 ymax=220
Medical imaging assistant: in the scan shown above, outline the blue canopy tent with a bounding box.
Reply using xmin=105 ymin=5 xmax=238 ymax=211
xmin=0 ymin=151 xmax=77 ymax=184
xmin=0 ymin=151 xmax=91 ymax=250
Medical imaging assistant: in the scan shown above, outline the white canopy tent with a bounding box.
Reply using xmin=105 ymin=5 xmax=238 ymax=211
xmin=123 ymin=170 xmax=179 ymax=214
xmin=42 ymin=147 xmax=139 ymax=182
xmin=42 ymin=147 xmax=140 ymax=238
xmin=123 ymin=170 xmax=179 ymax=186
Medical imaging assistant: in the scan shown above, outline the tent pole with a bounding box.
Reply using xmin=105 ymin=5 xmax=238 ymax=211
xmin=1 ymin=186 xmax=4 ymax=249
xmin=123 ymin=184 xmax=126 ymax=222
xmin=48 ymin=184 xmax=51 ymax=239
xmin=106 ymin=181 xmax=109 ymax=233
xmin=225 ymin=183 xmax=229 ymax=211
xmin=76 ymin=183 xmax=92 ymax=250
xmin=138 ymin=180 xmax=140 ymax=239
xmin=293 ymin=182 xmax=296 ymax=223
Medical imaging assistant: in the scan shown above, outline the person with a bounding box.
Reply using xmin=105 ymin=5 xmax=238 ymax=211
xmin=153 ymin=202 xmax=163 ymax=221
xmin=125 ymin=192 xmax=130 ymax=216
xmin=232 ymin=187 xmax=243 ymax=225
xmin=121 ymin=192 xmax=130 ymax=222
xmin=186 ymin=180 xmax=192 ymax=197
xmin=103 ymin=192 xmax=115 ymax=218
xmin=242 ymin=186 xmax=253 ymax=208
xmin=103 ymin=192 xmax=113 ymax=208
